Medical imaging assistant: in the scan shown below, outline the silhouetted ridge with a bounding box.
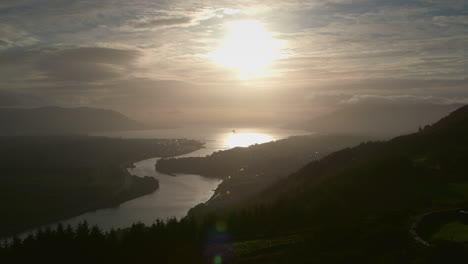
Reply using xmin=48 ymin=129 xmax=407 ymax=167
xmin=426 ymin=104 xmax=468 ymax=133
xmin=0 ymin=106 xmax=146 ymax=135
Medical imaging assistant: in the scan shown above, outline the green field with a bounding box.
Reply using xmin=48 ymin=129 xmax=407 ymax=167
xmin=233 ymin=234 xmax=304 ymax=257
xmin=432 ymin=221 xmax=468 ymax=242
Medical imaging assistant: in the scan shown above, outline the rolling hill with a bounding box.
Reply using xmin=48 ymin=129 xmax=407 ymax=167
xmin=0 ymin=106 xmax=146 ymax=135
xmin=2 ymin=105 xmax=468 ymax=264
xmin=228 ymin=104 xmax=468 ymax=263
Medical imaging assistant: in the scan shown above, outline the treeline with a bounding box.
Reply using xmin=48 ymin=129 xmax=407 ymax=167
xmin=1 ymin=192 xmax=467 ymax=264
xmin=0 ymin=207 xmax=284 ymax=264
xmin=2 ymin=106 xmax=468 ymax=263
xmin=0 ymin=219 xmax=204 ymax=264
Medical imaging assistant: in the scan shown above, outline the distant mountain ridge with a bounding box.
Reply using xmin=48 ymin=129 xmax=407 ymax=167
xmin=296 ymin=103 xmax=460 ymax=137
xmin=0 ymin=106 xmax=146 ymax=135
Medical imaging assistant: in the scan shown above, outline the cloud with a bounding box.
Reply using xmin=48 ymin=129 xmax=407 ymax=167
xmin=0 ymin=24 xmax=38 ymax=49
xmin=0 ymin=90 xmax=42 ymax=106
xmin=123 ymin=7 xmax=243 ymax=31
xmin=342 ymin=94 xmax=468 ymax=106
xmin=0 ymin=46 xmax=141 ymax=83
xmin=0 ymin=0 xmax=466 ymax=125
xmin=0 ymin=0 xmax=34 ymax=9
xmin=41 ymin=47 xmax=140 ymax=83
xmin=129 ymin=16 xmax=193 ymax=29
xmin=39 ymin=47 xmax=141 ymax=66
xmin=433 ymin=15 xmax=468 ymax=26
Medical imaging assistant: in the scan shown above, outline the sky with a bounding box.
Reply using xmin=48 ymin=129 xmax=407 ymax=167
xmin=0 ymin=0 xmax=467 ymax=125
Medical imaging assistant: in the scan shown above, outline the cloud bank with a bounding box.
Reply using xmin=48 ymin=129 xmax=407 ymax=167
xmin=0 ymin=0 xmax=466 ymax=124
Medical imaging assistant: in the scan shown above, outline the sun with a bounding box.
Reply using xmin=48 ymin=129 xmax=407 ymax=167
xmin=211 ymin=20 xmax=283 ymax=79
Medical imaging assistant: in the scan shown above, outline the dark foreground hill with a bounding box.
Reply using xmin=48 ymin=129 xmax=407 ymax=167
xmin=0 ymin=106 xmax=146 ymax=135
xmin=0 ymin=136 xmax=202 ymax=238
xmin=234 ymin=104 xmax=468 ymax=262
xmin=2 ymin=105 xmax=468 ymax=264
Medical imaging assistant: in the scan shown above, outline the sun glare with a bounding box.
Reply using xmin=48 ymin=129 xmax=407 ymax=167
xmin=211 ymin=20 xmax=283 ymax=79
xmin=226 ymin=133 xmax=272 ymax=148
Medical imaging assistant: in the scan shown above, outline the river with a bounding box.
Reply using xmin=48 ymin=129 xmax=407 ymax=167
xmin=20 ymin=127 xmax=310 ymax=235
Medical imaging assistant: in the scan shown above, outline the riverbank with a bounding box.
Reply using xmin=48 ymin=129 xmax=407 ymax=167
xmin=155 ymin=135 xmax=371 ymax=218
xmin=0 ymin=136 xmax=204 ymax=239
xmin=7 ymin=175 xmax=160 ymax=240
xmin=8 ymin=128 xmax=311 ymax=238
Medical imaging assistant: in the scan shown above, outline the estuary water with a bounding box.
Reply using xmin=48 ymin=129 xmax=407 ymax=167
xmin=22 ymin=127 xmax=310 ymax=234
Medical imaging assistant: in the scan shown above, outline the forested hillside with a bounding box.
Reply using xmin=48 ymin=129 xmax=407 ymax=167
xmin=2 ymin=105 xmax=468 ymax=264
xmin=157 ymin=134 xmax=369 ymax=213
xmin=0 ymin=136 xmax=202 ymax=238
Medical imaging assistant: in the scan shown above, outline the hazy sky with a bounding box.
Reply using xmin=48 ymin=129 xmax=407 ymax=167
xmin=0 ymin=0 xmax=467 ymax=124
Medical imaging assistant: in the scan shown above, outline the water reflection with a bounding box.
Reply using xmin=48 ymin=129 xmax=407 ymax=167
xmin=19 ymin=157 xmax=222 ymax=235
xmin=225 ymin=133 xmax=272 ymax=148
xmin=14 ymin=127 xmax=310 ymax=237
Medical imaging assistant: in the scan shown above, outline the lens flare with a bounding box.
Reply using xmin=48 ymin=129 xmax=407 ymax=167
xmin=214 ymin=255 xmax=222 ymax=264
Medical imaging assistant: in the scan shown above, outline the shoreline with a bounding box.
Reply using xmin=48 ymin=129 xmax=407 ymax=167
xmin=2 ymin=144 xmax=205 ymax=240
xmin=2 ymin=164 xmax=159 ymax=240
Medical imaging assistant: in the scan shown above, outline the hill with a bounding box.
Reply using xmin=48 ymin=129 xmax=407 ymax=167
xmin=2 ymin=105 xmax=468 ymax=263
xmin=230 ymin=104 xmax=468 ymax=262
xmin=0 ymin=106 xmax=146 ymax=135
xmin=0 ymin=136 xmax=202 ymax=238
xmin=295 ymin=103 xmax=459 ymax=137
xmin=156 ymin=134 xmax=369 ymax=211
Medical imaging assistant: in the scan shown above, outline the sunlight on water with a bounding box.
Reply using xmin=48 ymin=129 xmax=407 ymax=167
xmin=7 ymin=127 xmax=309 ymax=239
xmin=225 ymin=133 xmax=272 ymax=148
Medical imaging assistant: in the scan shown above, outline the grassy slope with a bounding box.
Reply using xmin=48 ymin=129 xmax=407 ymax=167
xmin=432 ymin=221 xmax=468 ymax=242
